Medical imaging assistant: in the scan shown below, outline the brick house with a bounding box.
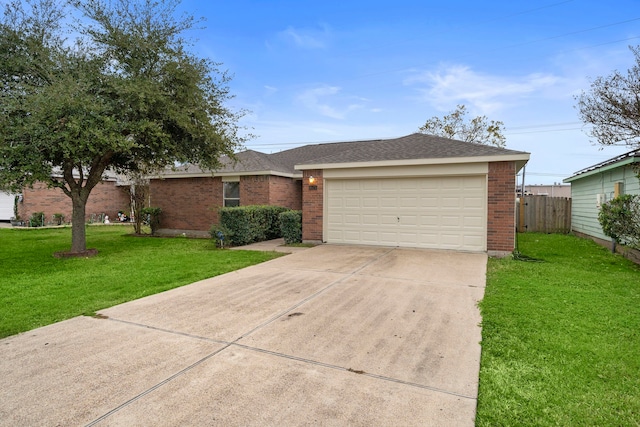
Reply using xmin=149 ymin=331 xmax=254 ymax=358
xmin=153 ymin=133 xmax=529 ymax=256
xmin=13 ymin=174 xmax=130 ymax=225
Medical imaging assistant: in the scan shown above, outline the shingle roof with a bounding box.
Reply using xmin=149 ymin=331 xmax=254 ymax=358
xmin=159 ymin=133 xmax=529 ymax=177
xmin=290 ymin=133 xmax=527 ymax=167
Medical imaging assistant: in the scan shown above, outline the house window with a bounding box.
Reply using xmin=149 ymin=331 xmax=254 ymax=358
xmin=223 ymin=182 xmax=240 ymax=207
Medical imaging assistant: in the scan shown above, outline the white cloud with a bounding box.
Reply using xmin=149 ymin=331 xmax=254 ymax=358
xmin=405 ymin=65 xmax=562 ymax=114
xmin=296 ymin=85 xmax=365 ymax=119
xmin=278 ymin=25 xmax=330 ymax=49
xmin=263 ymin=85 xmax=278 ymax=96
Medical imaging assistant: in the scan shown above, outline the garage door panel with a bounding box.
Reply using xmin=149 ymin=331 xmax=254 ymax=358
xmin=325 ymin=176 xmax=486 ymax=251
xmin=362 ymin=198 xmax=379 ymax=207
xmin=380 ymin=215 xmax=398 ymax=225
xmin=441 ymin=216 xmax=462 ymax=227
xmin=400 ymin=215 xmax=417 ymax=225
xmin=362 ymin=215 xmax=379 ymax=225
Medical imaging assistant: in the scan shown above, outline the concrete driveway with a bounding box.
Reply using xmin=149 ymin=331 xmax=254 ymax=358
xmin=0 ymin=245 xmax=487 ymax=426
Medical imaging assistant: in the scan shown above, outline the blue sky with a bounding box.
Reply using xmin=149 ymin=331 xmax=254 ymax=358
xmin=184 ymin=1 xmax=637 ymax=184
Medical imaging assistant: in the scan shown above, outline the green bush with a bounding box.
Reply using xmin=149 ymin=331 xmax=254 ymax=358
xmin=29 ymin=212 xmax=45 ymax=227
xmin=141 ymin=207 xmax=162 ymax=235
xmin=598 ymin=194 xmax=640 ymax=248
xmin=216 ymin=205 xmax=290 ymax=246
xmin=209 ymin=224 xmax=233 ymax=248
xmin=279 ymin=210 xmax=302 ymax=244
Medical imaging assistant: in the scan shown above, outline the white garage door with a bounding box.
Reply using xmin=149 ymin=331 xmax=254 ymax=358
xmin=325 ymin=176 xmax=486 ymax=251
xmin=0 ymin=192 xmax=14 ymax=221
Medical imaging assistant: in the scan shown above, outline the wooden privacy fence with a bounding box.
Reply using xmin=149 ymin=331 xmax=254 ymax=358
xmin=517 ymin=195 xmax=571 ymax=233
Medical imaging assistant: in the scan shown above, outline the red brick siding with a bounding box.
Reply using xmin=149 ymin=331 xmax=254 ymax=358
xmin=18 ymin=181 xmax=128 ymax=224
xmin=301 ymin=170 xmax=323 ymax=241
xmin=150 ymin=177 xmax=222 ymax=231
xmin=487 ymin=161 xmax=517 ymax=253
xmin=240 ymin=176 xmax=270 ymax=205
xmin=269 ymin=176 xmax=302 ymax=210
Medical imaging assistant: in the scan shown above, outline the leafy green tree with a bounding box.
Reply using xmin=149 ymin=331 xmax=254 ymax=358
xmin=576 ymin=46 xmax=640 ymax=149
xmin=0 ymin=0 xmax=246 ymax=254
xmin=419 ymin=104 xmax=506 ymax=147
xmin=598 ymin=194 xmax=640 ymax=249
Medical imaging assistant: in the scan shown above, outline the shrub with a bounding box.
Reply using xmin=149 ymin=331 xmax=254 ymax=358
xmin=279 ymin=210 xmax=302 ymax=244
xmin=217 ymin=205 xmax=290 ymax=246
xmin=598 ymin=194 xmax=640 ymax=248
xmin=29 ymin=211 xmax=45 ymax=227
xmin=209 ymin=224 xmax=233 ymax=248
xmin=53 ymin=213 xmax=65 ymax=225
xmin=141 ymin=207 xmax=162 ymax=235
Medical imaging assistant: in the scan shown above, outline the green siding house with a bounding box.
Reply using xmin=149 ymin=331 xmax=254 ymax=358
xmin=564 ymin=149 xmax=640 ymax=242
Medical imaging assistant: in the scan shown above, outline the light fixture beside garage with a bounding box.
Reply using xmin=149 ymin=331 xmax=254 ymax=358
xmin=308 ymin=175 xmax=318 ymax=190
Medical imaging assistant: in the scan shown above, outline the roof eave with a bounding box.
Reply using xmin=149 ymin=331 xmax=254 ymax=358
xmin=295 ymin=153 xmax=530 ymax=171
xmin=152 ymin=170 xmax=300 ymax=179
xmin=564 ymin=156 xmax=639 ymax=183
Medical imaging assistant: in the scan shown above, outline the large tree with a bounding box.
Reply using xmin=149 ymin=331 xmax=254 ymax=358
xmin=0 ymin=0 xmax=246 ymax=254
xmin=419 ymin=104 xmax=506 ymax=147
xmin=576 ymin=46 xmax=640 ymax=149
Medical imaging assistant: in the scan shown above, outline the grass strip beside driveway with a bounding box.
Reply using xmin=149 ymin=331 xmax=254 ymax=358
xmin=477 ymin=233 xmax=640 ymax=426
xmin=0 ymin=226 xmax=283 ymax=338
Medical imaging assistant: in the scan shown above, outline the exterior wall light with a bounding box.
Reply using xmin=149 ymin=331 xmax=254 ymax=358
xmin=308 ymin=176 xmax=316 ymax=185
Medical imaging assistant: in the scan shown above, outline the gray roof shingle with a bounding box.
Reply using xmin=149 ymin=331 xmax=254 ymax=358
xmin=289 ymin=133 xmax=527 ymax=167
xmin=160 ymin=133 xmax=528 ymax=177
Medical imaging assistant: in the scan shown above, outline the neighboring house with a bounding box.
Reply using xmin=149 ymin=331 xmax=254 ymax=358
xmin=152 ymin=133 xmax=529 ymax=256
xmin=564 ymin=148 xmax=640 ymax=243
xmin=14 ymin=174 xmax=130 ymax=225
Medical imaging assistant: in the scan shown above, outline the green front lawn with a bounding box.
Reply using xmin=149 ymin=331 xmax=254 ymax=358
xmin=0 ymin=226 xmax=283 ymax=338
xmin=478 ymin=233 xmax=640 ymax=426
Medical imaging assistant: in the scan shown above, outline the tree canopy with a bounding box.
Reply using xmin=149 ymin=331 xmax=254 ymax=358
xmin=576 ymin=46 xmax=640 ymax=149
xmin=0 ymin=0 xmax=247 ymax=253
xmin=418 ymin=104 xmax=506 ymax=148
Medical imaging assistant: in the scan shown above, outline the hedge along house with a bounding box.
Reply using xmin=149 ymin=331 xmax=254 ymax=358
xmin=564 ymin=148 xmax=640 ymax=246
xmin=153 ymin=133 xmax=529 ymax=256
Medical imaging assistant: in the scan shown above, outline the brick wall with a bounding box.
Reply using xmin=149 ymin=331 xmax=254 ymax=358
xmin=240 ymin=175 xmax=270 ymax=205
xmin=269 ymin=176 xmax=302 ymax=210
xmin=487 ymin=161 xmax=517 ymax=254
xmin=301 ymin=170 xmax=323 ymax=242
xmin=150 ymin=177 xmax=222 ymax=231
xmin=18 ymin=180 xmax=129 ymax=224
xmin=150 ymin=175 xmax=304 ymax=232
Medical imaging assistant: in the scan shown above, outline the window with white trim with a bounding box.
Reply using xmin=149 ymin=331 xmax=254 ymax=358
xmin=223 ymin=181 xmax=240 ymax=207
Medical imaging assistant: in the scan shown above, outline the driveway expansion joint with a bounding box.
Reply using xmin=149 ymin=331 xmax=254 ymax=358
xmin=232 ymin=342 xmax=478 ymax=401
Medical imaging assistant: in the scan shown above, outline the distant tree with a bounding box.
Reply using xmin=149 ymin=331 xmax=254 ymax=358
xmin=576 ymin=46 xmax=640 ymax=149
xmin=419 ymin=104 xmax=506 ymax=147
xmin=0 ymin=0 xmax=247 ymax=254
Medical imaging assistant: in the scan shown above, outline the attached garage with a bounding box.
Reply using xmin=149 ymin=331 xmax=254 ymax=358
xmin=0 ymin=191 xmax=15 ymax=221
xmin=325 ymin=175 xmax=486 ymax=251
xmin=296 ymin=133 xmax=529 ymax=256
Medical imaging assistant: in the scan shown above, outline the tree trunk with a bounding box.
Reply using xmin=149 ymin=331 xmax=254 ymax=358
xmin=70 ymin=192 xmax=87 ymax=253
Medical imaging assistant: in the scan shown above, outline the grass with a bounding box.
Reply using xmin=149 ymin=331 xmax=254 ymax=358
xmin=477 ymin=233 xmax=640 ymax=426
xmin=0 ymin=225 xmax=284 ymax=338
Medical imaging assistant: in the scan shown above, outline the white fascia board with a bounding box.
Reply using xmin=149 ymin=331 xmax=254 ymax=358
xmin=151 ymin=170 xmax=301 ymax=179
xmin=295 ymin=153 xmax=531 ymax=171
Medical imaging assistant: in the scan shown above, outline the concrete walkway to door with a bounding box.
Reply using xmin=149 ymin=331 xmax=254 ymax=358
xmin=0 ymin=245 xmax=487 ymax=426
